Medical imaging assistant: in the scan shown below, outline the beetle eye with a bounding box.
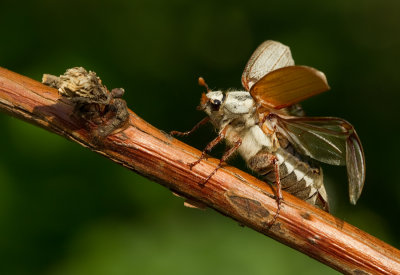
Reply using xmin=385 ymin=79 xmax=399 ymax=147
xmin=211 ymin=99 xmax=221 ymax=111
xmin=213 ymin=99 xmax=221 ymax=106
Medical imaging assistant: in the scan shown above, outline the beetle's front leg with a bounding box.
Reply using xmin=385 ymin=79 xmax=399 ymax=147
xmin=170 ymin=117 xmax=210 ymax=137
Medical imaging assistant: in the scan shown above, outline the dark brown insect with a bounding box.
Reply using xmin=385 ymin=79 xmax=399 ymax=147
xmin=43 ymin=67 xmax=129 ymax=141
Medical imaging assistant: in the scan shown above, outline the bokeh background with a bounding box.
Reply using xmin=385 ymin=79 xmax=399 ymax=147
xmin=1 ymin=0 xmax=399 ymax=274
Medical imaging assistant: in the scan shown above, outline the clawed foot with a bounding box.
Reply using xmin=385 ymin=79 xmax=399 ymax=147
xmin=188 ymin=158 xmax=203 ymax=170
xmin=267 ymin=195 xmax=283 ymax=228
xmin=188 ymin=157 xmax=217 ymax=187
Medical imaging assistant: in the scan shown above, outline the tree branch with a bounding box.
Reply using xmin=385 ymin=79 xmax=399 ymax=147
xmin=0 ymin=66 xmax=399 ymax=274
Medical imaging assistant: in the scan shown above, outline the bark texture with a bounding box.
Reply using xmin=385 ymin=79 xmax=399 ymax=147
xmin=0 ymin=67 xmax=399 ymax=274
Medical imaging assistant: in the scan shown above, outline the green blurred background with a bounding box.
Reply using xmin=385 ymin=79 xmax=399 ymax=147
xmin=1 ymin=0 xmax=399 ymax=274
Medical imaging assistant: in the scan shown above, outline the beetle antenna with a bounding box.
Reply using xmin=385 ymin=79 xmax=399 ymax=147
xmin=198 ymin=77 xmax=210 ymax=92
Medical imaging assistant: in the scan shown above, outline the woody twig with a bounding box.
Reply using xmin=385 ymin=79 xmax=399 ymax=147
xmin=0 ymin=66 xmax=399 ymax=274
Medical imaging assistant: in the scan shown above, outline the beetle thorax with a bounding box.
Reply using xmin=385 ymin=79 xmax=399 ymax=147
xmin=203 ymin=90 xmax=258 ymax=130
xmin=201 ymin=90 xmax=276 ymax=160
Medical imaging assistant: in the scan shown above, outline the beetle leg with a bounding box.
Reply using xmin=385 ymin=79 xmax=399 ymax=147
xmin=188 ymin=126 xmax=227 ymax=169
xmin=170 ymin=117 xmax=210 ymax=137
xmin=248 ymin=151 xmax=283 ymax=226
xmin=268 ymin=155 xmax=283 ymax=227
xmin=200 ymin=138 xmax=242 ymax=186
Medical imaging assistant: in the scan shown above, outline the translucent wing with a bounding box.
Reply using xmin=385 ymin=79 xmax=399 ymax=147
xmin=250 ymin=66 xmax=330 ymax=109
xmin=275 ymin=116 xmax=366 ymax=204
xmin=346 ymin=132 xmax=366 ymax=204
xmin=242 ymin=40 xmax=294 ymax=91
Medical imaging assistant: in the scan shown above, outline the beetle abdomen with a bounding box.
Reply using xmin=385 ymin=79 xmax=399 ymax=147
xmin=248 ymin=146 xmax=329 ymax=212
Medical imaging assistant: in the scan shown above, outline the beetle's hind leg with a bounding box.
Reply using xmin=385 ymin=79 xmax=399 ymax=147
xmin=270 ymin=155 xmax=283 ymax=226
xmin=248 ymin=152 xmax=283 ymax=227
